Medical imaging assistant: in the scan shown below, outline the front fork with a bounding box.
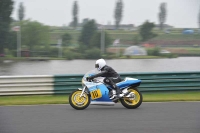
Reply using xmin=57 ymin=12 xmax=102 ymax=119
xmin=78 ymin=86 xmax=90 ymax=97
xmin=78 ymin=86 xmax=85 ymax=98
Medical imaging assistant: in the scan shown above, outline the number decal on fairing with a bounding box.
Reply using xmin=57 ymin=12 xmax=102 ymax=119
xmin=90 ymin=89 xmax=102 ymax=100
xmin=92 ymin=91 xmax=98 ymax=98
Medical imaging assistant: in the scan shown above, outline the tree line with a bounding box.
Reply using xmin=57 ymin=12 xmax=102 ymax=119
xmin=0 ymin=0 xmax=200 ymax=59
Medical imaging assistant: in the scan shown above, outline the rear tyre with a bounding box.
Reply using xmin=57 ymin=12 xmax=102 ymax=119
xmin=120 ymin=88 xmax=142 ymax=109
xmin=69 ymin=90 xmax=90 ymax=110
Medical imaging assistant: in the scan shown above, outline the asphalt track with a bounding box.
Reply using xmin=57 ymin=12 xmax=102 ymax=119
xmin=0 ymin=102 xmax=199 ymax=133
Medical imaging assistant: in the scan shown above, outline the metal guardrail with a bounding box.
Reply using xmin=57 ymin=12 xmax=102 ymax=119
xmin=54 ymin=71 xmax=200 ymax=94
xmin=0 ymin=72 xmax=200 ymax=96
xmin=0 ymin=75 xmax=54 ymax=96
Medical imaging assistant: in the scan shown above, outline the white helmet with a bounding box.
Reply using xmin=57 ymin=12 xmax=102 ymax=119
xmin=95 ymin=59 xmax=106 ymax=71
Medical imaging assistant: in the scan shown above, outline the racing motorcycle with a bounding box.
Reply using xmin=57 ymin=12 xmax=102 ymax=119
xmin=69 ymin=69 xmax=143 ymax=110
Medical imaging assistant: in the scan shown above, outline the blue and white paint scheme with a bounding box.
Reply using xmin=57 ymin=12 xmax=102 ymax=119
xmin=81 ymin=70 xmax=141 ymax=106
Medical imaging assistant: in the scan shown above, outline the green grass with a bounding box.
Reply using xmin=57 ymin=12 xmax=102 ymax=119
xmin=0 ymin=91 xmax=200 ymax=106
xmin=163 ymin=47 xmax=200 ymax=55
xmin=120 ymin=55 xmax=165 ymax=59
xmin=0 ymin=55 xmax=170 ymax=61
xmin=168 ymin=47 xmax=200 ymax=53
xmin=143 ymin=91 xmax=200 ymax=102
xmin=152 ymin=34 xmax=200 ymax=41
xmin=0 ymin=95 xmax=69 ymax=106
xmin=0 ymin=57 xmax=30 ymax=61
xmin=50 ymin=29 xmax=200 ymax=44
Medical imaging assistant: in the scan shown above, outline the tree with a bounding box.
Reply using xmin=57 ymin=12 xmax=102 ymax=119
xmin=21 ymin=20 xmax=50 ymax=51
xmin=5 ymin=31 xmax=17 ymax=50
xmin=0 ymin=0 xmax=14 ymax=54
xmin=5 ymin=18 xmax=17 ymax=51
xmin=114 ymin=0 xmax=123 ymax=30
xmin=198 ymin=6 xmax=200 ymax=29
xmin=85 ymin=48 xmax=101 ymax=59
xmin=81 ymin=18 xmax=89 ymax=26
xmin=158 ymin=3 xmax=167 ymax=30
xmin=18 ymin=2 xmax=25 ymax=21
xmin=133 ymin=34 xmax=140 ymax=45
xmin=62 ymin=33 xmax=72 ymax=46
xmin=139 ymin=21 xmax=157 ymax=42
xmin=79 ymin=19 xmax=97 ymax=47
xmin=72 ymin=1 xmax=78 ymax=29
xmin=90 ymin=32 xmax=111 ymax=50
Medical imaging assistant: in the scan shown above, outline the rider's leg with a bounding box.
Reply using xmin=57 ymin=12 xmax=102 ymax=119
xmin=104 ymin=78 xmax=116 ymax=99
xmin=104 ymin=77 xmax=122 ymax=99
xmin=109 ymin=77 xmax=122 ymax=95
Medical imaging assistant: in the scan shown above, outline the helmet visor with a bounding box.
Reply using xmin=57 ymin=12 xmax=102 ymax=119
xmin=95 ymin=64 xmax=99 ymax=68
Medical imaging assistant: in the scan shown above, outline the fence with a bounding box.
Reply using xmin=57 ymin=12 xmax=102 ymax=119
xmin=0 ymin=71 xmax=200 ymax=96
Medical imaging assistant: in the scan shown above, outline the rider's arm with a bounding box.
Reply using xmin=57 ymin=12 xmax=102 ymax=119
xmin=90 ymin=66 xmax=109 ymax=78
xmin=92 ymin=70 xmax=107 ymax=78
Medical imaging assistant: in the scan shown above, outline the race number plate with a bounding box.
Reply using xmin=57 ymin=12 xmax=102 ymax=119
xmin=90 ymin=89 xmax=102 ymax=100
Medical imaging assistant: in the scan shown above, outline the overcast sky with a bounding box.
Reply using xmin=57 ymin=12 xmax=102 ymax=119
xmin=11 ymin=0 xmax=200 ymax=28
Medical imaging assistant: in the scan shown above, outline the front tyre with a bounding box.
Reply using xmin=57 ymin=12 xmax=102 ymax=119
xmin=69 ymin=90 xmax=90 ymax=110
xmin=120 ymin=88 xmax=142 ymax=109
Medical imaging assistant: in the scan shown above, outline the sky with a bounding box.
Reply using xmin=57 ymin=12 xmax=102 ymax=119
xmin=11 ymin=0 xmax=200 ymax=28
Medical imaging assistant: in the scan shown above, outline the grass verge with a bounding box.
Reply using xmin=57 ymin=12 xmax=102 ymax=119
xmin=0 ymin=55 xmax=170 ymax=61
xmin=143 ymin=91 xmax=200 ymax=102
xmin=0 ymin=95 xmax=69 ymax=106
xmin=0 ymin=91 xmax=200 ymax=106
xmin=119 ymin=55 xmax=165 ymax=59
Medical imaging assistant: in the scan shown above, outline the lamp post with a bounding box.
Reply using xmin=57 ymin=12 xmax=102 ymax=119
xmin=100 ymin=26 xmax=105 ymax=55
xmin=12 ymin=26 xmax=21 ymax=57
xmin=58 ymin=39 xmax=63 ymax=58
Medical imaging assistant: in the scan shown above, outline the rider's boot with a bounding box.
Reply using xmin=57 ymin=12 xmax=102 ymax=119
xmin=116 ymin=87 xmax=122 ymax=96
xmin=109 ymin=89 xmax=116 ymax=100
xmin=112 ymin=86 xmax=123 ymax=102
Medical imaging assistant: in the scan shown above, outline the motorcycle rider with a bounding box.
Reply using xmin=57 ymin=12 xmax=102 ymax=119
xmin=87 ymin=58 xmax=122 ymax=100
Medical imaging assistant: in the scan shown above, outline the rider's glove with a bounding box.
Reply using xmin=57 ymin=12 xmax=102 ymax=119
xmin=86 ymin=76 xmax=94 ymax=82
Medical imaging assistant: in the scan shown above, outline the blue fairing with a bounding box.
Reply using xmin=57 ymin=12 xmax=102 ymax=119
xmin=89 ymin=84 xmax=111 ymax=102
xmin=117 ymin=79 xmax=141 ymax=89
xmin=89 ymin=79 xmax=141 ymax=102
xmin=84 ymin=70 xmax=142 ymax=103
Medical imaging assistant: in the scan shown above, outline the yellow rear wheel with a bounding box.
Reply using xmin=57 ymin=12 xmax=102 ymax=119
xmin=69 ymin=90 xmax=90 ymax=110
xmin=120 ymin=88 xmax=142 ymax=109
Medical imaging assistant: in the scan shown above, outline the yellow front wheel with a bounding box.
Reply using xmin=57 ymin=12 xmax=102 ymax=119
xmin=120 ymin=88 xmax=143 ymax=109
xmin=69 ymin=90 xmax=90 ymax=110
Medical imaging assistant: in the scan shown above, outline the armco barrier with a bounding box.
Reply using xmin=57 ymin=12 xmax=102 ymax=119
xmin=0 ymin=75 xmax=54 ymax=96
xmin=0 ymin=71 xmax=200 ymax=96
